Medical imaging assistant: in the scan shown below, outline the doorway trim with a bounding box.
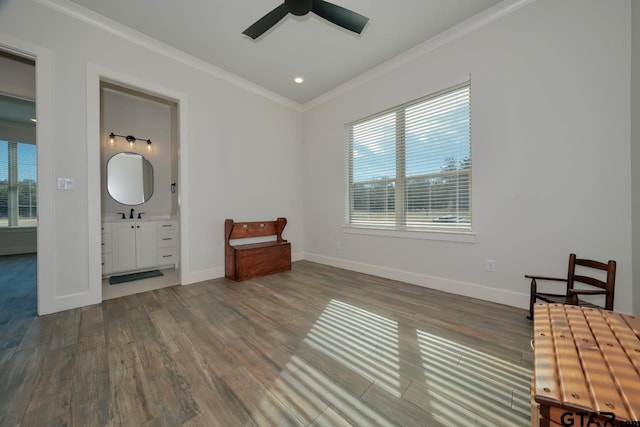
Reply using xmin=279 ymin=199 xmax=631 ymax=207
xmin=86 ymin=63 xmax=190 ymax=301
xmin=0 ymin=36 xmax=54 ymax=315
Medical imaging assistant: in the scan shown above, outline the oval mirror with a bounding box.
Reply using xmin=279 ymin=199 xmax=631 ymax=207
xmin=107 ymin=152 xmax=154 ymax=205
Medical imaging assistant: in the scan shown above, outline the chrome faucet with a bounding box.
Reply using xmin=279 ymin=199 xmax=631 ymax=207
xmin=129 ymin=208 xmax=134 ymax=219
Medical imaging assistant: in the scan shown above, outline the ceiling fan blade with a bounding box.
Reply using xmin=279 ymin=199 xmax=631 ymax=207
xmin=311 ymin=0 xmax=369 ymax=34
xmin=243 ymin=3 xmax=289 ymax=39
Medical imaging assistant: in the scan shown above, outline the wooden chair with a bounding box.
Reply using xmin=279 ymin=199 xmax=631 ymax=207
xmin=526 ymin=253 xmax=616 ymax=319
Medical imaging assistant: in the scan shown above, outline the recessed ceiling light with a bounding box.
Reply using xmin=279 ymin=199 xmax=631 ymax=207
xmin=294 ymin=76 xmax=304 ymax=84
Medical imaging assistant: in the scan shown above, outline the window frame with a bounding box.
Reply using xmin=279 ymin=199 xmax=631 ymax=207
xmin=0 ymin=139 xmax=38 ymax=228
xmin=345 ymin=82 xmax=472 ymax=237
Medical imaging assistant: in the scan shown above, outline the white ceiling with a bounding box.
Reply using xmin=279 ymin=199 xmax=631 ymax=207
xmin=66 ymin=0 xmax=503 ymax=105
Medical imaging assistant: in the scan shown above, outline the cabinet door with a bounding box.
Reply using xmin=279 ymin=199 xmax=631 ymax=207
xmin=101 ymin=223 xmax=112 ymax=275
xmin=112 ymin=222 xmax=136 ymax=272
xmin=102 ymin=253 xmax=113 ymax=275
xmin=135 ymin=222 xmax=158 ymax=269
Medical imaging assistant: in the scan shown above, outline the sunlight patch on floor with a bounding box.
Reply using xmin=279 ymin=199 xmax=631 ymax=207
xmin=290 ymin=360 xmax=396 ymax=427
xmin=416 ymin=329 xmax=532 ymax=425
xmin=252 ymin=298 xmax=533 ymax=426
xmin=303 ymin=299 xmax=402 ymax=396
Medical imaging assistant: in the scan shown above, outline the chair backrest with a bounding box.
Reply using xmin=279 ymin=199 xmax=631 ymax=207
xmin=566 ymin=253 xmax=617 ymax=310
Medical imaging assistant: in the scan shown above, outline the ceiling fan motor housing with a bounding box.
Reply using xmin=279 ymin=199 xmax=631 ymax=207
xmin=243 ymin=0 xmax=368 ymax=39
xmin=285 ymin=0 xmax=313 ymax=16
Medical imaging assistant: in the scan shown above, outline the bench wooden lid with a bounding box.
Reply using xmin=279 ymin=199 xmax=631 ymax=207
xmin=533 ymin=304 xmax=640 ymax=421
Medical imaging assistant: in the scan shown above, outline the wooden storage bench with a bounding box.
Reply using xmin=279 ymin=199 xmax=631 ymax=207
xmin=224 ymin=217 xmax=291 ymax=281
xmin=532 ymin=304 xmax=640 ymax=426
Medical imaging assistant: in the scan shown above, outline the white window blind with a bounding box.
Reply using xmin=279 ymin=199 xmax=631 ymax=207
xmin=0 ymin=140 xmax=37 ymax=227
xmin=346 ymin=82 xmax=471 ymax=230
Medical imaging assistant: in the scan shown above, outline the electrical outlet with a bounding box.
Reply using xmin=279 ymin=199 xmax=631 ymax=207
xmin=335 ymin=241 xmax=341 ymax=250
xmin=486 ymin=259 xmax=496 ymax=272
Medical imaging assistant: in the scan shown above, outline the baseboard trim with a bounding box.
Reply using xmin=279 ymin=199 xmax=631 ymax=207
xmin=0 ymin=246 xmax=37 ymax=256
xmin=184 ymin=267 xmax=225 ymax=285
xmin=182 ymin=251 xmax=305 ymax=285
xmin=303 ymin=252 xmax=529 ymax=310
xmin=41 ymin=290 xmax=100 ymax=316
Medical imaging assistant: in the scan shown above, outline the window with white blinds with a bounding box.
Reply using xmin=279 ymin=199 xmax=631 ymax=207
xmin=346 ymin=82 xmax=471 ymax=230
xmin=0 ymin=140 xmax=37 ymax=227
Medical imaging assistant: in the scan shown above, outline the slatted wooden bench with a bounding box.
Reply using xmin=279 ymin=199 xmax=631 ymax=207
xmin=532 ymin=303 xmax=640 ymax=426
xmin=224 ymin=217 xmax=291 ymax=281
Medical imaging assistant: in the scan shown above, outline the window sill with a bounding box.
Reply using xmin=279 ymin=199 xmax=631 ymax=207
xmin=342 ymin=225 xmax=476 ymax=243
xmin=0 ymin=226 xmax=38 ymax=233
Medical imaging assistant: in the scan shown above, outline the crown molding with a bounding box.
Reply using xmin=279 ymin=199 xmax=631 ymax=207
xmin=301 ymin=0 xmax=536 ymax=111
xmin=35 ymin=0 xmax=303 ymax=112
xmin=35 ymin=0 xmax=535 ymax=113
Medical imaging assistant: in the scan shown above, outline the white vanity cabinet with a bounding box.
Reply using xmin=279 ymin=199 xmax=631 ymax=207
xmin=102 ymin=219 xmax=179 ymax=275
xmin=156 ymin=221 xmax=178 ymax=267
xmin=111 ymin=221 xmax=158 ymax=273
xmin=101 ymin=222 xmax=113 ymax=275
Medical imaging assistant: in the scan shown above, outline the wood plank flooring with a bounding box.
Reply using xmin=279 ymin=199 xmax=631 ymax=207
xmin=0 ymin=260 xmax=534 ymax=426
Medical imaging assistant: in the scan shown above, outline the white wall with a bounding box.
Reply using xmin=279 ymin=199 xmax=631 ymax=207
xmin=0 ymin=0 xmax=303 ymax=314
xmin=1 ymin=0 xmax=634 ymax=315
xmin=0 ymin=228 xmax=36 ymax=255
xmin=100 ymin=87 xmax=174 ymax=218
xmin=303 ymin=0 xmax=634 ymax=313
xmin=0 ymin=120 xmax=35 ymax=144
xmin=632 ymin=0 xmax=640 ymax=316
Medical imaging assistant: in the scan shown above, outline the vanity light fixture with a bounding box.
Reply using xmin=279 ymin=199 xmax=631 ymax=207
xmin=109 ymin=132 xmax=152 ymax=146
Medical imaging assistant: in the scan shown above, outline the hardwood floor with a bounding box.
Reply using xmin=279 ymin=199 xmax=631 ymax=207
xmin=0 ymin=261 xmax=534 ymax=426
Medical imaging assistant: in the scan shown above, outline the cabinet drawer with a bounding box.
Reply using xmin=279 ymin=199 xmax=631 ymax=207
xmin=102 ymin=253 xmax=112 ymax=275
xmin=158 ymin=247 xmax=177 ymax=266
xmin=157 ymin=230 xmax=177 ymax=248
xmin=157 ymin=221 xmax=177 ymax=231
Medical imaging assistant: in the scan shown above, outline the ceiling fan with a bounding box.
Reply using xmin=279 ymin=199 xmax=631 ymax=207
xmin=243 ymin=0 xmax=369 ymax=40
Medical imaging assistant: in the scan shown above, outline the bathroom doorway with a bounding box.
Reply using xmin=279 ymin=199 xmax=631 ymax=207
xmin=0 ymin=49 xmax=37 ymax=346
xmin=99 ymin=82 xmax=181 ymax=300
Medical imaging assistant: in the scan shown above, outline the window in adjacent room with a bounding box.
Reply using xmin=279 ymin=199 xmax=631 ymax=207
xmin=0 ymin=140 xmax=37 ymax=227
xmin=346 ymin=82 xmax=471 ymax=231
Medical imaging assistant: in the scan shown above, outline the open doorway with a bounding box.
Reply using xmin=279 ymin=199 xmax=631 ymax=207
xmin=99 ymin=81 xmax=181 ymax=300
xmin=0 ymin=49 xmax=37 ymax=346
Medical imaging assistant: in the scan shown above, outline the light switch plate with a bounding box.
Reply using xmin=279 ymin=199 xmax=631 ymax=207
xmin=57 ymin=178 xmax=75 ymax=190
xmin=486 ymin=259 xmax=496 ymax=272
